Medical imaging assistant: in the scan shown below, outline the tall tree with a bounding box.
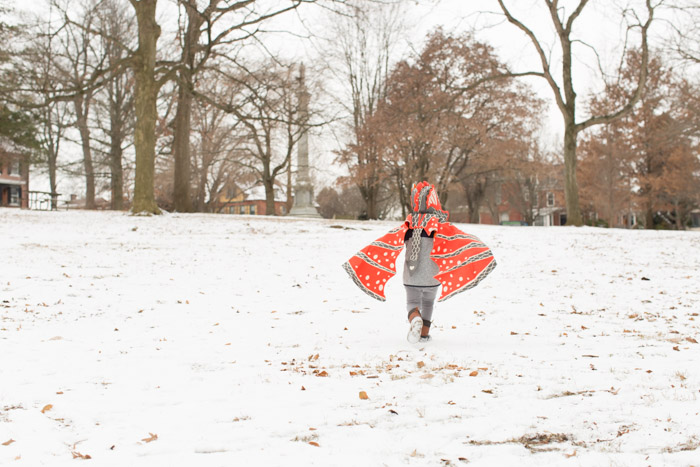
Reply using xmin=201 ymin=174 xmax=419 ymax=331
xmin=94 ymin=0 xmax=135 ymax=210
xmin=129 ymin=0 xmax=163 ymax=214
xmin=331 ymin=1 xmax=403 ymax=219
xmin=496 ymin=0 xmax=658 ymax=226
xmin=53 ymin=2 xmax=104 ymax=209
xmin=378 ymin=29 xmax=542 ymax=216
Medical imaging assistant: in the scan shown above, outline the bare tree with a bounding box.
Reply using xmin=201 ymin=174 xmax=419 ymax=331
xmin=330 ymin=1 xmax=403 ymax=219
xmin=51 ymin=0 xmax=107 ymax=209
xmin=496 ymin=0 xmax=658 ymax=226
xmin=93 ymin=0 xmax=135 ymax=210
xmin=221 ymin=62 xmax=310 ymax=215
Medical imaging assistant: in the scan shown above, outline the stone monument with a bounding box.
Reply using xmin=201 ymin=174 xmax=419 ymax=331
xmin=289 ymin=64 xmax=321 ymax=218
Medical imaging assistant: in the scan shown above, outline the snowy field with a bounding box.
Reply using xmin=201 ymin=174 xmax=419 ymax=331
xmin=1 ymin=208 xmax=699 ymax=466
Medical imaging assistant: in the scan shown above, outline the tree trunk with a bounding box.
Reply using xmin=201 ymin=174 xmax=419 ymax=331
xmin=110 ymin=134 xmax=124 ymax=210
xmin=49 ymin=149 xmax=58 ymax=210
xmin=74 ymin=95 xmax=96 ymax=209
xmin=172 ymin=4 xmax=203 ymax=213
xmin=131 ymin=0 xmax=161 ymax=214
xmin=264 ymin=178 xmax=275 ymax=215
xmin=173 ymin=81 xmax=193 ymax=212
xmin=563 ymin=121 xmax=582 ymax=226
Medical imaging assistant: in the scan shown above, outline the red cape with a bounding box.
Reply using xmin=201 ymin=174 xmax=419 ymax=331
xmin=342 ymin=220 xmax=497 ymax=302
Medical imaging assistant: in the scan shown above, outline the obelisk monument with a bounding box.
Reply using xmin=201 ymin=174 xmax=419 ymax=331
xmin=289 ymin=64 xmax=321 ymax=218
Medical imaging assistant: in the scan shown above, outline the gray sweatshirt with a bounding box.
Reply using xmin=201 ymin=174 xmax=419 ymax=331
xmin=403 ymin=233 xmax=440 ymax=287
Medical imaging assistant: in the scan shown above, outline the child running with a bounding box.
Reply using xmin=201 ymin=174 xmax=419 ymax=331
xmin=343 ymin=181 xmax=497 ymax=342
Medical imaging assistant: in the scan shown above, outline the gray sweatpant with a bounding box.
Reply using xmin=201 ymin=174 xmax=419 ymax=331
xmin=405 ymin=286 xmax=438 ymax=322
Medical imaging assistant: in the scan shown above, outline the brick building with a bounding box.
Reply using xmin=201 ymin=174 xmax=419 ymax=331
xmin=0 ymin=140 xmax=29 ymax=209
xmin=215 ymin=182 xmax=288 ymax=216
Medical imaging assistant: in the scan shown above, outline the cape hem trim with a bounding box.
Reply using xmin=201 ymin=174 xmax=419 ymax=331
xmin=342 ymin=261 xmax=386 ymax=302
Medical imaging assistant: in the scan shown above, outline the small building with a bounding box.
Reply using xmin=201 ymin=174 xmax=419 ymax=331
xmin=690 ymin=210 xmax=700 ymax=231
xmin=215 ymin=182 xmax=288 ymax=216
xmin=0 ymin=139 xmax=29 ymax=209
xmin=477 ymin=182 xmax=567 ymax=226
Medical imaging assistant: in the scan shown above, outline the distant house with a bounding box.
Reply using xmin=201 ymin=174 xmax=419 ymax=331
xmin=0 ymin=138 xmax=29 ymax=209
xmin=215 ymin=182 xmax=288 ymax=216
xmin=477 ymin=180 xmax=567 ymax=226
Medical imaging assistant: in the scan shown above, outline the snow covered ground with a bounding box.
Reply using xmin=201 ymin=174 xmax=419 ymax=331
xmin=1 ymin=208 xmax=699 ymax=466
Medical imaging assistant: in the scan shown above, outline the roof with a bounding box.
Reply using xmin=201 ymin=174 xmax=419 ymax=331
xmin=244 ymin=185 xmax=287 ymax=203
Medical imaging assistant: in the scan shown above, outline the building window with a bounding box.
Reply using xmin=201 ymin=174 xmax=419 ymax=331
xmin=227 ymin=187 xmax=236 ymax=199
xmin=250 ymin=205 xmax=256 ymax=215
xmin=228 ymin=206 xmax=235 ymax=214
xmin=546 ymin=192 xmax=555 ymax=207
xmin=10 ymin=187 xmax=20 ymax=206
xmin=499 ymin=212 xmax=509 ymax=223
xmin=281 ymin=205 xmax=286 ymax=215
xmin=241 ymin=205 xmax=248 ymax=215
xmin=10 ymin=159 xmax=20 ymax=175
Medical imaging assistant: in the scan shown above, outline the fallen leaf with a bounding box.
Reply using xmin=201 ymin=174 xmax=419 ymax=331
xmin=510 ymin=331 xmax=518 ymax=335
xmin=359 ymin=391 xmax=369 ymax=400
xmin=56 ymin=391 xmax=63 ymax=395
xmin=564 ymin=450 xmax=577 ymax=458
xmin=482 ymin=389 xmax=493 ymax=394
xmin=71 ymin=451 xmax=91 ymax=459
xmin=672 ymin=346 xmax=680 ymax=351
xmin=389 ymin=409 xmax=398 ymax=415
xmin=301 ymin=386 xmax=306 ymax=391
xmin=478 ymin=367 xmax=488 ymax=371
xmin=451 ymin=325 xmax=456 ymax=329
xmin=417 ymin=361 xmax=425 ymax=369
xmin=420 ymin=374 xmax=434 ymax=379
xmin=469 ymin=371 xmax=478 ymax=377
xmin=687 ymin=337 xmax=698 ymax=344
xmin=308 ymin=441 xmax=319 ymax=447
xmin=316 ymin=370 xmax=329 ymax=377
xmin=2 ymin=439 xmax=15 ymax=446
xmin=141 ymin=433 xmax=158 ymax=443
xmin=41 ymin=404 xmax=53 ymax=414
xmin=309 ymin=427 xmax=316 ymax=431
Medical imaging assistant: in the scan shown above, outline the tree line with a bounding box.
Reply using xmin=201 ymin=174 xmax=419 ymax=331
xmin=1 ymin=0 xmax=699 ymax=228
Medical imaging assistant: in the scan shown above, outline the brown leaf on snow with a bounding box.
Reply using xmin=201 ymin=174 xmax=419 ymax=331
xmin=686 ymin=337 xmax=698 ymax=344
xmin=359 ymin=391 xmax=369 ymax=400
xmin=482 ymin=389 xmax=493 ymax=394
xmin=2 ymin=439 xmax=15 ymax=446
xmin=672 ymin=346 xmax=680 ymax=351
xmin=510 ymin=331 xmax=518 ymax=335
xmin=469 ymin=371 xmax=479 ymax=377
xmin=141 ymin=433 xmax=158 ymax=443
xmin=308 ymin=441 xmax=320 ymax=447
xmin=41 ymin=404 xmax=53 ymax=414
xmin=478 ymin=367 xmax=488 ymax=371
xmin=71 ymin=451 xmax=91 ymax=459
xmin=564 ymin=450 xmax=577 ymax=458
xmin=417 ymin=361 xmax=425 ymax=369
xmin=316 ymin=370 xmax=329 ymax=377
xmin=420 ymin=374 xmax=434 ymax=379
xmin=301 ymin=386 xmax=306 ymax=391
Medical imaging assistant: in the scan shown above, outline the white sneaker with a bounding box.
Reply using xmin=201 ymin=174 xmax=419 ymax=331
xmin=407 ymin=315 xmax=422 ymax=343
